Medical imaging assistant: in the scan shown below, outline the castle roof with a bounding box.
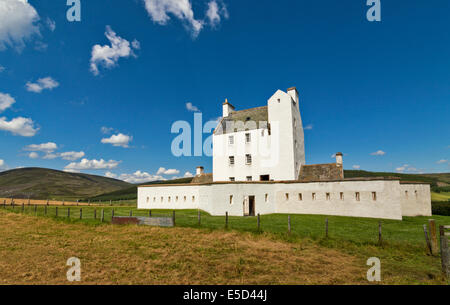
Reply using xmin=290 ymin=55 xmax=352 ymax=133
xmin=298 ymin=163 xmax=344 ymax=181
xmin=215 ymin=106 xmax=268 ymax=135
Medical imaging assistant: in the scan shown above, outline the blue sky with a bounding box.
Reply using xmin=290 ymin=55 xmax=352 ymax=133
xmin=0 ymin=0 xmax=449 ymax=183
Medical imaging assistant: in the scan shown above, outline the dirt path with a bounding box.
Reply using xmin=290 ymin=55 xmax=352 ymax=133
xmin=0 ymin=210 xmax=367 ymax=284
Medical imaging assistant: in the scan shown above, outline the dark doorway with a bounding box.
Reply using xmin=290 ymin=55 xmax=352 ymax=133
xmin=260 ymin=175 xmax=270 ymax=181
xmin=249 ymin=196 xmax=255 ymax=216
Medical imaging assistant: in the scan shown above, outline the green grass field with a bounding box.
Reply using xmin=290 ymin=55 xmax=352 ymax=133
xmin=3 ymin=204 xmax=449 ymax=283
xmin=432 ymin=192 xmax=450 ymax=201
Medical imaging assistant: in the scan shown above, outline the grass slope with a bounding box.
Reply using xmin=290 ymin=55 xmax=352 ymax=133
xmin=0 ymin=168 xmax=132 ymax=200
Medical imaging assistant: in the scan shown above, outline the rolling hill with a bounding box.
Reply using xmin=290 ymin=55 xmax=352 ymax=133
xmin=0 ymin=168 xmax=132 ymax=200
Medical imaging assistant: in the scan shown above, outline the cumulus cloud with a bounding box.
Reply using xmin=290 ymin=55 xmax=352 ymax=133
xmin=24 ymin=142 xmax=57 ymax=152
xmin=118 ymin=171 xmax=165 ymax=184
xmin=101 ymin=126 xmax=114 ymax=134
xmin=28 ymin=152 xmax=38 ymax=159
xmin=0 ymin=65 xmax=5 ymax=72
xmin=59 ymin=151 xmax=85 ymax=161
xmin=143 ymin=0 xmax=204 ymax=37
xmin=0 ymin=116 xmax=38 ymax=137
xmin=0 ymin=159 xmax=4 ymax=167
xmin=26 ymin=76 xmax=59 ymax=93
xmin=395 ymin=164 xmax=421 ymax=173
xmin=206 ymin=0 xmax=228 ymax=26
xmin=186 ymin=102 xmax=200 ymax=112
xmin=370 ymin=150 xmax=385 ymax=156
xmin=90 ymin=26 xmax=139 ymax=75
xmin=101 ymin=133 xmax=132 ymax=148
xmin=64 ymin=158 xmax=120 ymax=171
xmin=184 ymin=171 xmax=193 ymax=177
xmin=437 ymin=159 xmax=449 ymax=164
xmin=0 ymin=0 xmax=40 ymax=51
xmin=352 ymin=165 xmax=361 ymax=169
xmin=304 ymin=124 xmax=313 ymax=130
xmin=156 ymin=167 xmax=180 ymax=175
xmin=0 ymin=93 xmax=15 ymax=112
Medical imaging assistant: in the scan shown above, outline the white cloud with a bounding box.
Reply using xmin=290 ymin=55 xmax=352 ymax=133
xmin=352 ymin=165 xmax=360 ymax=169
xmin=156 ymin=167 xmax=180 ymax=175
xmin=0 ymin=93 xmax=15 ymax=112
xmin=206 ymin=0 xmax=228 ymax=26
xmin=101 ymin=126 xmax=114 ymax=134
xmin=0 ymin=0 xmax=40 ymax=51
xmin=370 ymin=150 xmax=386 ymax=156
xmin=131 ymin=39 xmax=140 ymax=50
xmin=59 ymin=151 xmax=85 ymax=161
xmin=64 ymin=158 xmax=120 ymax=171
xmin=24 ymin=142 xmax=57 ymax=152
xmin=46 ymin=17 xmax=55 ymax=32
xmin=119 ymin=170 xmax=165 ymax=184
xmin=186 ymin=102 xmax=200 ymax=112
xmin=90 ymin=26 xmax=139 ymax=75
xmin=104 ymin=171 xmax=117 ymax=179
xmin=42 ymin=153 xmax=58 ymax=160
xmin=437 ymin=159 xmax=449 ymax=164
xmin=26 ymin=76 xmax=59 ymax=93
xmin=304 ymin=124 xmax=313 ymax=130
xmin=143 ymin=0 xmax=204 ymax=37
xmin=0 ymin=116 xmax=38 ymax=137
xmin=101 ymin=133 xmax=132 ymax=148
xmin=28 ymin=152 xmax=38 ymax=159
xmin=0 ymin=65 xmax=5 ymax=72
xmin=184 ymin=171 xmax=193 ymax=177
xmin=395 ymin=164 xmax=421 ymax=173
xmin=0 ymin=159 xmax=4 ymax=167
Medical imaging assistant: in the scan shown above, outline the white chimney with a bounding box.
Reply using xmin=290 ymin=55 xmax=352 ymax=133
xmin=222 ymin=98 xmax=235 ymax=117
xmin=287 ymin=87 xmax=299 ymax=105
xmin=335 ymin=152 xmax=343 ymax=166
xmin=196 ymin=166 xmax=204 ymax=176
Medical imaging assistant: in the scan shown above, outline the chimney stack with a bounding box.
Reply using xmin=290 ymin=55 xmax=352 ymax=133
xmin=196 ymin=166 xmax=204 ymax=176
xmin=287 ymin=87 xmax=299 ymax=105
xmin=222 ymin=98 xmax=235 ymax=117
xmin=335 ymin=152 xmax=343 ymax=166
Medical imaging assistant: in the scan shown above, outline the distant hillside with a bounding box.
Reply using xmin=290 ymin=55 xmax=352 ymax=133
xmin=0 ymin=167 xmax=132 ymax=200
xmin=83 ymin=177 xmax=194 ymax=201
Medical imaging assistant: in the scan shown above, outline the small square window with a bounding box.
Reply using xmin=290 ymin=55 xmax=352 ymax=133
xmin=161 ymin=196 xmax=163 ymax=202
xmin=245 ymin=154 xmax=252 ymax=165
xmin=229 ymin=195 xmax=233 ymax=205
xmin=184 ymin=196 xmax=186 ymax=202
xmin=340 ymin=192 xmax=344 ymax=200
xmin=146 ymin=197 xmax=149 ymax=203
xmin=153 ymin=197 xmax=156 ymax=202
xmin=298 ymin=193 xmax=302 ymax=201
xmin=229 ymin=177 xmax=235 ymax=181
xmin=312 ymin=193 xmax=316 ymax=200
xmin=245 ymin=133 xmax=251 ymax=143
xmin=228 ymin=135 xmax=234 ymax=145
xmin=176 ymin=196 xmax=178 ymax=202
xmin=285 ymin=193 xmax=289 ymax=201
xmin=229 ymin=156 xmax=235 ymax=165
xmin=246 ymin=176 xmax=252 ymax=181
xmin=168 ymin=196 xmax=171 ymax=203
xmin=265 ymin=194 xmax=268 ymax=202
xmin=372 ymin=192 xmax=377 ymax=201
xmin=326 ymin=193 xmax=330 ymax=200
xmin=355 ymin=192 xmax=360 ymax=201
xmin=192 ymin=196 xmax=195 ymax=202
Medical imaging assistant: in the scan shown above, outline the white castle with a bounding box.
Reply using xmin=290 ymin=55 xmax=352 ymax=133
xmin=138 ymin=87 xmax=431 ymax=220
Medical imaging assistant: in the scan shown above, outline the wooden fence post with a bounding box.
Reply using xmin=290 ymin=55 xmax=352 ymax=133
xmin=88 ymin=199 xmax=90 ymax=206
xmin=56 ymin=206 xmax=58 ymax=217
xmin=257 ymin=213 xmax=261 ymax=231
xmin=423 ymin=224 xmax=432 ymax=254
xmin=112 ymin=209 xmax=115 ymax=218
xmin=198 ymin=210 xmax=201 ymax=226
xmin=225 ymin=212 xmax=228 ymax=229
xmin=325 ymin=218 xmax=329 ymax=238
xmin=129 ymin=210 xmax=133 ymax=217
xmin=378 ymin=221 xmax=382 ymax=245
xmin=79 ymin=208 xmax=82 ymax=219
xmin=172 ymin=210 xmax=176 ymax=226
xmin=62 ymin=200 xmax=65 ymax=206
xmin=101 ymin=209 xmax=104 ymax=222
xmin=149 ymin=209 xmax=152 ymax=217
xmin=288 ymin=215 xmax=291 ymax=234
xmin=94 ymin=209 xmax=97 ymax=220
xmin=429 ymin=219 xmax=438 ymax=255
xmin=28 ymin=198 xmax=30 ymax=206
xmin=67 ymin=207 xmax=70 ymax=218
xmin=21 ymin=203 xmax=24 ymax=213
xmin=34 ymin=205 xmax=37 ymax=215
xmin=439 ymin=225 xmax=449 ymax=278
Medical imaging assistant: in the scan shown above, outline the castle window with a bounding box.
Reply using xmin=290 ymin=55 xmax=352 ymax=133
xmin=277 ymin=98 xmax=281 ymax=103
xmin=176 ymin=196 xmax=178 ymax=202
xmin=312 ymin=193 xmax=316 ymax=200
xmin=229 ymin=195 xmax=233 ymax=205
xmin=355 ymin=192 xmax=360 ymax=201
xmin=265 ymin=194 xmax=268 ymax=202
xmin=184 ymin=196 xmax=187 ymax=202
xmin=326 ymin=193 xmax=330 ymax=201
xmin=246 ymin=176 xmax=252 ymax=181
xmin=229 ymin=156 xmax=235 ymax=166
xmin=372 ymin=192 xmax=377 ymax=201
xmin=405 ymin=191 xmax=408 ymax=198
xmin=147 ymin=197 xmax=149 ymax=203
xmin=245 ymin=154 xmax=252 ymax=165
xmin=245 ymin=133 xmax=251 ymax=143
xmin=285 ymin=193 xmax=289 ymax=201
xmin=229 ymin=177 xmax=235 ymax=181
xmin=192 ymin=196 xmax=195 ymax=202
xmin=228 ymin=135 xmax=234 ymax=145
xmin=340 ymin=192 xmax=344 ymax=200
xmin=153 ymin=197 xmax=156 ymax=202
xmin=298 ymin=193 xmax=302 ymax=201
xmin=415 ymin=190 xmax=418 ymax=198
xmin=168 ymin=196 xmax=171 ymax=203
xmin=161 ymin=196 xmax=163 ymax=202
